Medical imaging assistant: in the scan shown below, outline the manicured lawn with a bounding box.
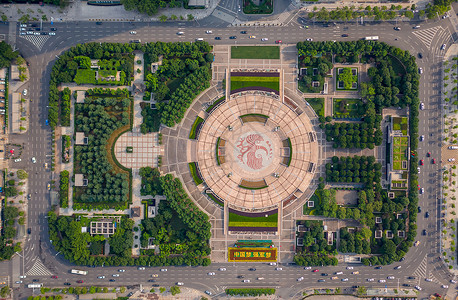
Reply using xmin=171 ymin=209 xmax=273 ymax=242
xmin=392 ymin=136 xmax=409 ymax=170
xmin=74 ymin=69 xmax=96 ymax=84
xmin=188 ymin=162 xmax=203 ymax=185
xmin=205 ymin=96 xmax=225 ymax=113
xmin=98 ymin=69 xmax=117 ymax=78
xmin=231 ymin=46 xmax=279 ymax=59
xmin=207 ymin=193 xmax=223 ymax=206
xmin=303 ymin=192 xmax=320 ymax=215
xmin=307 ymin=98 xmax=325 ymax=117
xmin=333 ymin=98 xmax=363 ymax=118
xmin=228 ymin=212 xmax=278 ymax=228
xmin=243 ymin=0 xmax=273 ymax=14
xmin=189 ymin=116 xmax=204 ymax=139
xmin=231 ymin=77 xmax=279 ymax=91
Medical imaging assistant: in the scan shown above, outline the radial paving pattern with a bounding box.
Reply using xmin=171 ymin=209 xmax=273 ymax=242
xmin=197 ymin=92 xmax=318 ymax=210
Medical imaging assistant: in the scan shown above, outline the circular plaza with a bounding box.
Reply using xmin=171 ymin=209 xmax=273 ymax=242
xmin=197 ymin=91 xmax=319 ymax=210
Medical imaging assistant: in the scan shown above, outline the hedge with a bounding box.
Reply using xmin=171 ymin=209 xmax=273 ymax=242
xmin=59 ymin=170 xmax=69 ymax=208
xmin=188 ymin=162 xmax=203 ymax=185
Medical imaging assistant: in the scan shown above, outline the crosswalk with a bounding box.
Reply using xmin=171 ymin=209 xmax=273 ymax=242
xmin=412 ymin=26 xmax=442 ymax=49
xmin=25 ymin=258 xmax=53 ymax=276
xmin=412 ymin=255 xmax=427 ymax=278
xmin=18 ymin=35 xmax=50 ymax=51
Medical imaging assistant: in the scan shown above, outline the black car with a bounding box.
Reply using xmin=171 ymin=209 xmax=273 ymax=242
xmin=352 ymin=286 xmax=358 ymax=289
xmin=407 ymin=276 xmax=416 ymax=279
xmin=375 ymin=266 xmax=382 ymax=269
xmin=215 ymin=37 xmax=221 ymax=40
xmin=40 ymin=32 xmax=47 ymax=35
xmin=394 ymin=27 xmax=401 ymax=31
xmin=341 ymin=34 xmax=348 ymax=37
xmin=422 ymin=229 xmax=427 ymax=235
xmin=399 ymin=257 xmax=405 ymax=262
xmin=229 ymin=36 xmax=237 ymax=39
xmin=418 ymin=53 xmax=423 ymax=59
xmin=317 ymin=279 xmax=325 ymax=282
xmin=51 ymin=27 xmax=57 ymax=31
xmin=321 ymin=273 xmax=328 ymax=276
xmin=240 ymin=31 xmax=247 ymax=34
xmin=402 ymin=284 xmax=411 ymax=287
xmin=237 ymin=275 xmax=245 ymax=278
xmin=298 ymin=17 xmax=307 ymax=25
xmin=418 ymin=206 xmax=421 ymax=213
xmin=148 ymin=279 xmax=156 ymax=282
xmin=425 ymin=212 xmax=430 ymax=218
xmin=96 ymin=22 xmax=103 ymax=25
xmin=248 ymin=268 xmax=256 ymax=271
xmin=32 ymin=279 xmax=39 ymax=282
xmin=27 ymin=228 xmax=31 ymax=234
xmin=127 ymin=292 xmax=133 ymax=297
xmin=109 ymin=279 xmax=116 ymax=282
xmin=64 ymin=282 xmax=71 ymax=286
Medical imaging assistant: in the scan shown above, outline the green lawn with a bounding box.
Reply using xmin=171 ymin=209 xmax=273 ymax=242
xmin=303 ymin=192 xmax=321 ymax=215
xmin=306 ymin=98 xmax=325 ymax=117
xmin=189 ymin=116 xmax=204 ymax=139
xmin=333 ymin=98 xmax=363 ymax=118
xmin=74 ymin=69 xmax=96 ymax=85
xmin=228 ymin=212 xmax=278 ymax=228
xmin=231 ymin=79 xmax=279 ymax=91
xmin=188 ymin=162 xmax=203 ymax=185
xmin=231 ymin=46 xmax=279 ymax=59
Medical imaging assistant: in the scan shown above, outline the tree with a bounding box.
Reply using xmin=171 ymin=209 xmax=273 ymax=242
xmin=159 ymin=15 xmax=167 ymax=22
xmin=0 ymin=41 xmax=19 ymax=68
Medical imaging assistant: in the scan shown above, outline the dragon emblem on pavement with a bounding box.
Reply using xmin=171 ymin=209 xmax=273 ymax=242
xmin=236 ymin=134 xmax=272 ymax=170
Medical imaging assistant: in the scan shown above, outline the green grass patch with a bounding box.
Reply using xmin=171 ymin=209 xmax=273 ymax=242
xmin=216 ymin=137 xmax=222 ymax=166
xmin=231 ymin=80 xmax=279 ymax=92
xmin=285 ymin=138 xmax=292 ymax=166
xmin=306 ymin=98 xmax=325 ymax=117
xmin=228 ymin=212 xmax=278 ymax=227
xmin=189 ymin=116 xmax=204 ymax=139
xmin=231 ymin=46 xmax=279 ymax=59
xmin=74 ymin=69 xmax=96 ymax=84
xmin=303 ymin=191 xmax=320 ymax=215
xmin=98 ymin=69 xmax=117 ymax=78
xmin=231 ymin=76 xmax=279 ymax=82
xmin=188 ymin=162 xmax=203 ymax=185
xmin=238 ymin=184 xmax=269 ymax=190
xmin=206 ymin=96 xmax=225 ymax=113
xmin=207 ymin=193 xmax=223 ymax=207
xmin=333 ymin=98 xmax=363 ymax=118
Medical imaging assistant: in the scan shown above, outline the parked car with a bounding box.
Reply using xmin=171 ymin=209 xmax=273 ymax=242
xmin=418 ymin=53 xmax=423 ymax=58
xmin=229 ymin=36 xmax=237 ymax=39
xmin=214 ymin=37 xmax=221 ymax=40
xmin=318 ymin=279 xmax=325 ymax=282
xmin=422 ymin=229 xmax=427 ymax=235
xmin=219 ymin=268 xmax=227 ymax=271
xmin=240 ymin=31 xmax=247 ymax=34
xmin=441 ymin=44 xmax=446 ymax=50
xmin=425 ymin=212 xmax=430 ymax=218
xmin=394 ymin=26 xmax=401 ymax=30
xmin=261 ymin=38 xmax=268 ymax=41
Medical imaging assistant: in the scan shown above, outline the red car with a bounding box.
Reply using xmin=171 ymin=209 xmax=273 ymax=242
xmin=275 ymin=40 xmax=282 ymax=44
xmin=51 ymin=276 xmax=58 ymax=279
xmin=420 ymin=160 xmax=424 ymax=165
xmin=432 ymin=159 xmax=436 ymax=164
xmin=313 ymin=269 xmax=319 ymax=272
xmin=427 ymin=152 xmax=431 ymax=157
xmin=77 ymin=280 xmax=84 ymax=283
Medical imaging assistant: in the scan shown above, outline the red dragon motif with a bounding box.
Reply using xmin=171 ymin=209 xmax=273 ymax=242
xmin=236 ymin=134 xmax=268 ymax=170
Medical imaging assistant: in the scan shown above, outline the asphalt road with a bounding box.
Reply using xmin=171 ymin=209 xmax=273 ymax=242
xmin=0 ymin=10 xmax=456 ymax=299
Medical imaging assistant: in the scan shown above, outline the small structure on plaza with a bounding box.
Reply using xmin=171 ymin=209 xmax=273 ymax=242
xmin=74 ymin=174 xmax=88 ymax=187
xmin=75 ymin=132 xmax=88 ymax=145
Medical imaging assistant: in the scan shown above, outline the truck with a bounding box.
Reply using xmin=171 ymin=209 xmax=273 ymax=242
xmin=364 ymin=36 xmax=379 ymax=41
xmin=27 ymin=283 xmax=43 ymax=288
xmin=71 ymin=269 xmax=88 ymax=275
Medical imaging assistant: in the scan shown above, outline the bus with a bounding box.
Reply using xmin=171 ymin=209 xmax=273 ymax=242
xmin=364 ymin=36 xmax=379 ymax=41
xmin=71 ymin=269 xmax=88 ymax=275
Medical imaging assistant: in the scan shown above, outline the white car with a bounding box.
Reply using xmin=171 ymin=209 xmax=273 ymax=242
xmin=160 ymin=268 xmax=167 ymax=272
xmin=23 ymin=89 xmax=28 ymax=96
xmin=130 ymin=31 xmax=137 ymax=34
xmin=420 ymin=135 xmax=424 ymax=141
xmin=413 ymin=25 xmax=420 ymax=29
xmin=297 ymin=277 xmax=304 ymax=281
xmin=394 ymin=266 xmax=401 ymax=270
xmin=346 ymin=266 xmax=353 ymax=270
xmin=242 ymin=280 xmax=250 ymax=283
xmin=205 ymin=291 xmax=212 ymax=295
xmin=205 ymin=30 xmax=213 ymax=34
xmin=33 ymin=32 xmax=40 ymax=35
xmin=97 ymin=276 xmax=105 ymax=279
xmin=417 ymin=167 xmax=420 ymax=174
xmin=415 ymin=285 xmax=422 ymax=291
xmin=177 ymin=32 xmax=184 ymax=35
xmin=342 ymin=278 xmax=348 ymax=282
xmin=257 ymin=277 xmax=265 ymax=280
xmin=261 ymin=38 xmax=268 ymax=41
xmin=31 ymin=157 xmax=36 ymax=163
xmin=419 ymin=67 xmax=423 ymax=74
xmin=207 ymin=272 xmax=215 ymax=276
xmin=451 ymin=279 xmax=457 ymax=283
xmin=425 ymin=278 xmax=432 ymax=282
xmin=419 ymin=102 xmax=424 ymax=110
xmin=14 ymin=158 xmax=21 ymax=162
xmin=387 ymin=276 xmax=395 ymax=280
xmin=118 ymin=269 xmax=125 ymax=272
xmin=449 ymin=158 xmax=455 ymax=162
xmin=379 ymin=279 xmax=386 ymax=283
xmin=15 ymin=281 xmax=23 ymax=284
xmin=441 ymin=44 xmax=446 ymax=50
xmin=219 ymin=268 xmax=226 ymax=271
xmin=306 ymin=38 xmax=313 ymax=41
xmin=20 ymin=24 xmax=26 ymax=27
xmin=442 ymin=285 xmax=449 ymax=288
xmin=269 ymin=262 xmax=277 ymax=266
xmin=275 ymin=267 xmax=282 ymax=271
xmin=49 ymin=32 xmax=56 ymax=36
xmin=138 ymin=267 xmax=145 ymax=270
xmin=112 ymin=274 xmax=119 ymax=277
xmin=367 ymin=278 xmax=375 ymax=282
xmin=304 ymin=267 xmax=312 ymax=270
xmin=177 ymin=282 xmax=184 ymax=286
xmin=420 ymin=188 xmax=424 ymax=194
xmin=335 ymin=271 xmax=343 ymax=275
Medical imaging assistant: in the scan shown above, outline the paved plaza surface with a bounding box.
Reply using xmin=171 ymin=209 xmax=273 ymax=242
xmin=197 ymin=92 xmax=318 ymax=210
xmin=114 ymin=129 xmax=160 ymax=169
